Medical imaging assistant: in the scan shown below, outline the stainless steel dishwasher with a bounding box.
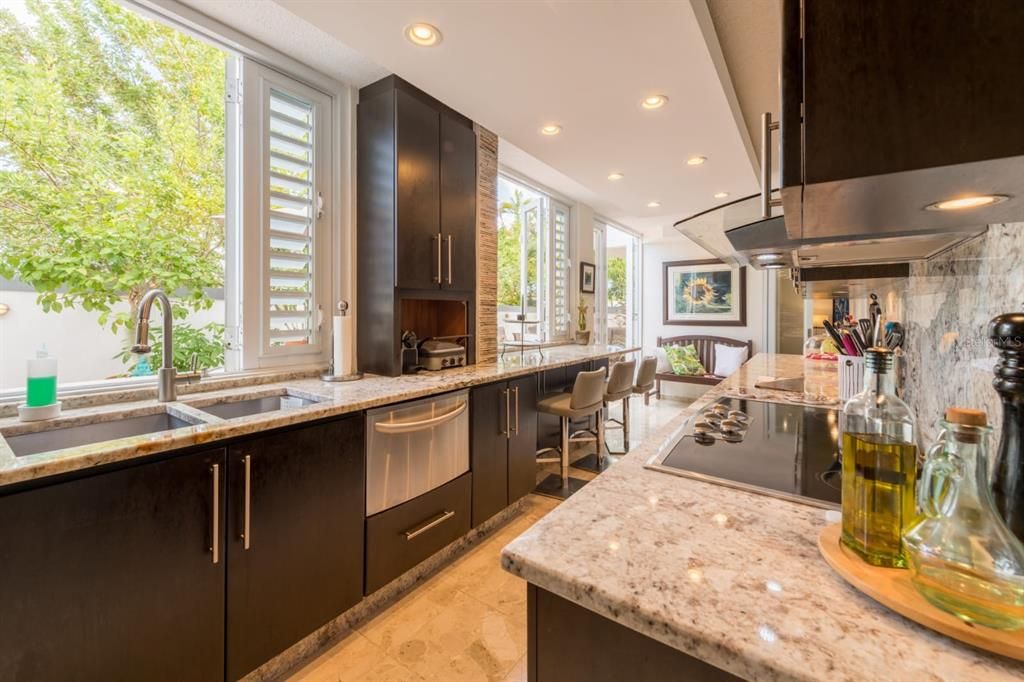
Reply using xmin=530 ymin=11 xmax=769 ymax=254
xmin=365 ymin=390 xmax=470 ymax=516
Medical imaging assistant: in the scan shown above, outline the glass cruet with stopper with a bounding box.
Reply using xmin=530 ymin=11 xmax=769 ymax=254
xmin=840 ymin=347 xmax=918 ymax=568
xmin=902 ymin=407 xmax=1024 ymax=630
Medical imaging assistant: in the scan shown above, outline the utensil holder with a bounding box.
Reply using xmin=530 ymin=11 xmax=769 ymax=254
xmin=838 ymin=356 xmax=865 ymax=401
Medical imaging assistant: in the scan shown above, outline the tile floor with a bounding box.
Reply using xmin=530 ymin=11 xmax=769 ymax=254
xmin=287 ymin=397 xmax=691 ymax=682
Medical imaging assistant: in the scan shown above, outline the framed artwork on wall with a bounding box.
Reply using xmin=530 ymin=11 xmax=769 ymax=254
xmin=662 ymin=259 xmax=746 ymax=326
xmin=580 ymin=261 xmax=596 ymax=294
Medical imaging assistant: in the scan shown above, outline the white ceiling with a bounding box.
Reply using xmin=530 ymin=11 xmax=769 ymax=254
xmin=180 ymin=0 xmax=761 ymax=238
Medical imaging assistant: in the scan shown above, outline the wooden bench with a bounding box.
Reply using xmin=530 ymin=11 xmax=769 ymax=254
xmin=655 ymin=335 xmax=753 ymax=396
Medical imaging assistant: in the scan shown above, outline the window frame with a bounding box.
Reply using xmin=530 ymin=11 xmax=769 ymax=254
xmin=496 ymin=171 xmax=575 ymax=344
xmin=0 ymin=0 xmax=352 ymax=400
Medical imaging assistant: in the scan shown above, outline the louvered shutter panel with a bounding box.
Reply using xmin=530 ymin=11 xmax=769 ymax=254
xmin=266 ymin=89 xmax=316 ymax=347
xmin=551 ymin=203 xmax=570 ymax=338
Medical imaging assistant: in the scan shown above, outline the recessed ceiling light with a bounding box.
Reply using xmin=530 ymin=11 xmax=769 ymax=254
xmin=924 ymin=194 xmax=1009 ymax=211
xmin=687 ymin=156 xmax=707 ymax=166
xmin=540 ymin=124 xmax=561 ymax=136
xmin=647 ymin=201 xmax=661 ymax=208
xmin=405 ymin=23 xmax=442 ymax=47
xmin=713 ymin=191 xmax=730 ymax=199
xmin=607 ymin=172 xmax=624 ymax=181
xmin=641 ymin=95 xmax=668 ymax=110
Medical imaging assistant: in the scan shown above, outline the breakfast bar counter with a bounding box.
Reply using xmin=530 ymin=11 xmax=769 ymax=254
xmin=501 ymin=353 xmax=1024 ymax=681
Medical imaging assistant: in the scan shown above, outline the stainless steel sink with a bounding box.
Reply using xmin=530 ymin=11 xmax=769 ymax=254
xmin=193 ymin=392 xmax=321 ymax=420
xmin=4 ymin=411 xmax=200 ymax=458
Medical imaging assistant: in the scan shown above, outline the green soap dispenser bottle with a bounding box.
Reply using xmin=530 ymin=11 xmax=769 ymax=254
xmin=26 ymin=346 xmax=58 ymax=408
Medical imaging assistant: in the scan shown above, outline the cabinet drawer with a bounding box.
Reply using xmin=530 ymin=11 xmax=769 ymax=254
xmin=365 ymin=473 xmax=471 ymax=594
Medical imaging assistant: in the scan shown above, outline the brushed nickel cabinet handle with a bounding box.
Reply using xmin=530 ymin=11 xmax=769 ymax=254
xmin=434 ymin=233 xmax=442 ymax=283
xmin=760 ymin=112 xmax=782 ymax=219
xmin=373 ymin=400 xmax=467 ymax=434
xmin=404 ymin=510 xmax=456 ymax=540
xmin=513 ymin=385 xmax=520 ymax=435
xmin=503 ymin=388 xmax=510 ymax=437
xmin=242 ymin=454 xmax=252 ymax=550
xmin=210 ymin=463 xmax=220 ymax=565
xmin=446 ymin=235 xmax=453 ymax=285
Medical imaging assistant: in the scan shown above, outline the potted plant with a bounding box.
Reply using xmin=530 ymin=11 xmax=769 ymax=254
xmin=575 ymin=302 xmax=591 ymax=345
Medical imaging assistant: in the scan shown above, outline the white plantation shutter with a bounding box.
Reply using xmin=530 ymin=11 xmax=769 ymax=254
xmin=267 ymin=89 xmax=316 ymax=347
xmin=241 ymin=60 xmax=333 ymax=365
xmin=551 ymin=202 xmax=571 ymax=339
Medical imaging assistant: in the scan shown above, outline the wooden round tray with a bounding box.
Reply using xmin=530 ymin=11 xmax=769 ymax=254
xmin=818 ymin=523 xmax=1024 ymax=661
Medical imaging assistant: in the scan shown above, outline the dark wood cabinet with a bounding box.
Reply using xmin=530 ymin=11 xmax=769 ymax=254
xmin=470 ymin=375 xmax=539 ymax=526
xmin=507 ymin=374 xmax=539 ymax=505
xmin=0 ymin=448 xmax=226 ymax=682
xmin=440 ymin=110 xmax=477 ymax=292
xmin=396 ymin=89 xmax=441 ymax=290
xmin=365 ymin=473 xmax=472 ymax=594
xmin=357 ymin=75 xmax=478 ymax=376
xmin=779 ymin=0 xmax=1024 ymax=239
xmin=226 ymin=415 xmax=365 ymax=680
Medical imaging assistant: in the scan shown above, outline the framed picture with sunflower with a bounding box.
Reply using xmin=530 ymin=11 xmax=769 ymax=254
xmin=662 ymin=259 xmax=746 ymax=326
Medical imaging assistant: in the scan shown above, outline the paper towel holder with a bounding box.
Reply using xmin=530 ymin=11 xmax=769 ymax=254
xmin=321 ymin=300 xmax=364 ymax=383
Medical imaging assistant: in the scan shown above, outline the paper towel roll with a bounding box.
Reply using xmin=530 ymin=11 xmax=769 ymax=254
xmin=332 ymin=314 xmax=353 ymax=376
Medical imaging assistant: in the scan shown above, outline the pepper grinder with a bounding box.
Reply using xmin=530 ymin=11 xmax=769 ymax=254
xmin=989 ymin=313 xmax=1024 ymax=542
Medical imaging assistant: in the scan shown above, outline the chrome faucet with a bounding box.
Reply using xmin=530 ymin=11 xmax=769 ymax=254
xmin=131 ymin=288 xmax=180 ymax=402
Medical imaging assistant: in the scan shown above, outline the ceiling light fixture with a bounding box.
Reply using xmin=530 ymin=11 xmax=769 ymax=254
xmin=607 ymin=172 xmax=624 ymax=181
xmin=647 ymin=201 xmax=661 ymax=208
xmin=713 ymin=191 xmax=730 ymax=199
xmin=687 ymin=156 xmax=707 ymax=166
xmin=762 ymin=262 xmax=788 ymax=270
xmin=405 ymin=23 xmax=442 ymax=47
xmin=641 ymin=95 xmax=668 ymax=110
xmin=540 ymin=124 xmax=561 ymax=136
xmin=753 ymin=252 xmax=786 ymax=264
xmin=924 ymin=194 xmax=1008 ymax=211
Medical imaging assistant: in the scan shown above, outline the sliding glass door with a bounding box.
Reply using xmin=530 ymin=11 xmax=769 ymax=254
xmin=595 ymin=220 xmax=641 ymax=348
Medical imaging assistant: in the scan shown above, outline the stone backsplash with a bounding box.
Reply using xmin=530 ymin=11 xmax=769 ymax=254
xmin=900 ymin=223 xmax=1024 ymax=447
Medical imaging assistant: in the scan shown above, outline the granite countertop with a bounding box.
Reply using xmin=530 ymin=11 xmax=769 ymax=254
xmin=501 ymin=353 xmax=1024 ymax=682
xmin=0 ymin=344 xmax=637 ymax=489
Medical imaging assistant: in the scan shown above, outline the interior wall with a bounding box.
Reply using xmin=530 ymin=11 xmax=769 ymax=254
xmin=642 ymin=236 xmax=769 ymax=398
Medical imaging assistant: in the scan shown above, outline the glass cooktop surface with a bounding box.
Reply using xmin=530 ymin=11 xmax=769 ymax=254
xmin=647 ymin=397 xmax=842 ymax=507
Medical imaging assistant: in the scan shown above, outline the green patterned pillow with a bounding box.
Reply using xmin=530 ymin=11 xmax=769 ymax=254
xmin=664 ymin=344 xmax=707 ymax=376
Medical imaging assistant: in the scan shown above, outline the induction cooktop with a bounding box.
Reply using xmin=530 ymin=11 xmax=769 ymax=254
xmin=646 ymin=397 xmax=842 ymax=508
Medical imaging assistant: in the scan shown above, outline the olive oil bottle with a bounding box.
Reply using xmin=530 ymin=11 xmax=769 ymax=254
xmin=840 ymin=348 xmax=918 ymax=568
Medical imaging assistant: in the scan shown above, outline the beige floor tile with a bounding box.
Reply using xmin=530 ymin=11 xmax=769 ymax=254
xmin=503 ymin=655 xmax=527 ymax=682
xmin=288 ymin=631 xmax=422 ymax=682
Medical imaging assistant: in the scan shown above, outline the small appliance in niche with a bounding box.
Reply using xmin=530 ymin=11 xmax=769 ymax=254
xmin=417 ymin=336 xmax=468 ymax=371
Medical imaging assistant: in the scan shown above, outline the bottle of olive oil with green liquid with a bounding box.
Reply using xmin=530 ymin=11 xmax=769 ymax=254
xmin=840 ymin=348 xmax=918 ymax=568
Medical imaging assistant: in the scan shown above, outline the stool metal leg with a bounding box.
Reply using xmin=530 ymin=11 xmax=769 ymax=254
xmin=536 ymin=415 xmax=589 ymax=500
xmin=572 ymin=405 xmax=616 ymax=473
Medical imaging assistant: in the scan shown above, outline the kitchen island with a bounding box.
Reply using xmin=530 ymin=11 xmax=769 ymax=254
xmin=501 ymin=353 xmax=1024 ymax=681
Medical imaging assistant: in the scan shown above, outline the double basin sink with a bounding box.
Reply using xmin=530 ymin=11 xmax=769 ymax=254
xmin=3 ymin=390 xmax=323 ymax=458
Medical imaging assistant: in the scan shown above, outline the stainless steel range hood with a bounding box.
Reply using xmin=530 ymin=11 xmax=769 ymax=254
xmin=674 ymin=192 xmax=985 ymax=271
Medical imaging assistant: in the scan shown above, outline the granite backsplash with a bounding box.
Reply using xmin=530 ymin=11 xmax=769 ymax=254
xmin=898 ymin=223 xmax=1024 ymax=447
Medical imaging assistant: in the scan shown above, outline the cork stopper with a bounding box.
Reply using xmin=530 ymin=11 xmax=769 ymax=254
xmin=945 ymin=407 xmax=987 ymax=426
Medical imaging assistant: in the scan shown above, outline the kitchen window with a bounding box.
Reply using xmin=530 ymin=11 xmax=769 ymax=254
xmin=0 ymin=0 xmax=340 ymax=396
xmin=497 ymin=174 xmax=573 ymax=343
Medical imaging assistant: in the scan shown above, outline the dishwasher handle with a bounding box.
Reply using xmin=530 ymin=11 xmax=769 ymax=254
xmin=373 ymin=400 xmax=468 ymax=435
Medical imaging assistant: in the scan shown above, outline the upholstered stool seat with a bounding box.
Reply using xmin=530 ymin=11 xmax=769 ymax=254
xmin=535 ymin=368 xmax=606 ymax=499
xmin=574 ymin=359 xmax=635 ymax=473
xmin=633 ymin=356 xmax=658 ymax=405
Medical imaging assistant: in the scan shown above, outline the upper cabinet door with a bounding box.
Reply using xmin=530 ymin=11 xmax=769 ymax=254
xmin=799 ymin=0 xmax=1024 ymax=185
xmin=395 ymin=89 xmax=441 ymax=290
xmin=440 ymin=112 xmax=477 ymax=292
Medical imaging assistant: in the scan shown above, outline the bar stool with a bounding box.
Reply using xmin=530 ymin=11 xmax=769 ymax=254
xmin=575 ymin=359 xmax=636 ymax=472
xmin=535 ymin=368 xmax=607 ymax=499
xmin=633 ymin=356 xmax=658 ymax=406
